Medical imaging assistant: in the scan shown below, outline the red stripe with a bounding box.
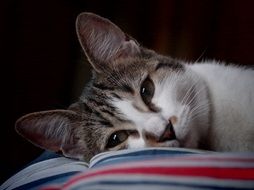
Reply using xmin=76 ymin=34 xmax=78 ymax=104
xmin=63 ymin=166 xmax=254 ymax=188
xmin=137 ymin=156 xmax=254 ymax=163
xmin=170 ymin=157 xmax=254 ymax=162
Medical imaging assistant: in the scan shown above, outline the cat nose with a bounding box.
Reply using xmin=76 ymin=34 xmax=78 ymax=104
xmin=159 ymin=121 xmax=176 ymax=142
xmin=144 ymin=121 xmax=176 ymax=143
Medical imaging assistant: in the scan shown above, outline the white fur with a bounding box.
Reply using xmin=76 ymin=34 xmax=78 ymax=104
xmin=113 ymin=100 xmax=168 ymax=137
xmin=127 ymin=137 xmax=146 ymax=149
xmin=189 ymin=62 xmax=254 ymax=151
xmin=113 ymin=61 xmax=254 ymax=151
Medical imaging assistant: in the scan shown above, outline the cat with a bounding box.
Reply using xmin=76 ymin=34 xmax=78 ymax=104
xmin=15 ymin=12 xmax=254 ymax=161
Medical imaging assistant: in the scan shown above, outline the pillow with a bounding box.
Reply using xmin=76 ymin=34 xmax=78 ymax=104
xmin=1 ymin=151 xmax=87 ymax=190
xmin=1 ymin=148 xmax=254 ymax=190
xmin=43 ymin=149 xmax=254 ymax=190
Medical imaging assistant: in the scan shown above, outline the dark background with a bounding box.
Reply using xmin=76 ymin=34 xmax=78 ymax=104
xmin=1 ymin=0 xmax=254 ymax=183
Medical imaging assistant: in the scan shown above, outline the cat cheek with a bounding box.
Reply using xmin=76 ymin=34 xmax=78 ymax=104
xmin=167 ymin=106 xmax=189 ymax=142
xmin=143 ymin=116 xmax=168 ymax=136
xmin=173 ymin=112 xmax=199 ymax=148
xmin=127 ymin=137 xmax=146 ymax=149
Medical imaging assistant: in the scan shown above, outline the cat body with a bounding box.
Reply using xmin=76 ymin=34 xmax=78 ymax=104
xmin=15 ymin=13 xmax=254 ymax=161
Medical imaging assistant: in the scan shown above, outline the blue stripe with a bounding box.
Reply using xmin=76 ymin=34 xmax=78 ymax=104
xmin=92 ymin=149 xmax=198 ymax=168
xmin=72 ymin=179 xmax=252 ymax=190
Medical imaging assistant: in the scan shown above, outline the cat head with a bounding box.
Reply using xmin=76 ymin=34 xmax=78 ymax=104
xmin=16 ymin=13 xmax=210 ymax=161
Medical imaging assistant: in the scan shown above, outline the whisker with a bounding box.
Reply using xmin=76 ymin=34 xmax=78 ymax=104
xmin=186 ymin=85 xmax=207 ymax=107
xmin=194 ymin=47 xmax=207 ymax=63
xmin=188 ymin=102 xmax=210 ymax=121
xmin=180 ymin=78 xmax=199 ymax=106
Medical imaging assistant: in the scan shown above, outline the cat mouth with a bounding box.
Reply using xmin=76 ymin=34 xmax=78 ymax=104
xmin=158 ymin=122 xmax=176 ymax=142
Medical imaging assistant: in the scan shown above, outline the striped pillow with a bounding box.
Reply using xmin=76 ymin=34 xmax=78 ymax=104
xmin=41 ymin=149 xmax=254 ymax=190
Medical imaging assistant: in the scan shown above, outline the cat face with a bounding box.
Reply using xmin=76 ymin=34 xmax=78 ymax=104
xmin=15 ymin=13 xmax=210 ymax=161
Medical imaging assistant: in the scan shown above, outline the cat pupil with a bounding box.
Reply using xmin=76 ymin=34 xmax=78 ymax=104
xmin=106 ymin=131 xmax=128 ymax=148
xmin=140 ymin=77 xmax=155 ymax=105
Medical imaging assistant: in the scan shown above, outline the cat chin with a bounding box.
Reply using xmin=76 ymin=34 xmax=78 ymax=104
xmin=144 ymin=139 xmax=180 ymax=148
xmin=163 ymin=140 xmax=180 ymax=148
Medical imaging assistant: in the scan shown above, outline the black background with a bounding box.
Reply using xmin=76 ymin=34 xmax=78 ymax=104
xmin=1 ymin=0 xmax=254 ymax=183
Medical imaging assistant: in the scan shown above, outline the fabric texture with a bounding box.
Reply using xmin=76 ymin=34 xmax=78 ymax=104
xmin=1 ymin=148 xmax=254 ymax=190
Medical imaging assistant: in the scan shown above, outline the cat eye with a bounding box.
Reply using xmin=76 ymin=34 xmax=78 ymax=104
xmin=106 ymin=130 xmax=129 ymax=148
xmin=140 ymin=77 xmax=155 ymax=105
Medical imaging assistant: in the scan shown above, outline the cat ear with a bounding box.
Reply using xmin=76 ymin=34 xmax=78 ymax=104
xmin=15 ymin=110 xmax=83 ymax=159
xmin=76 ymin=12 xmax=140 ymax=73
